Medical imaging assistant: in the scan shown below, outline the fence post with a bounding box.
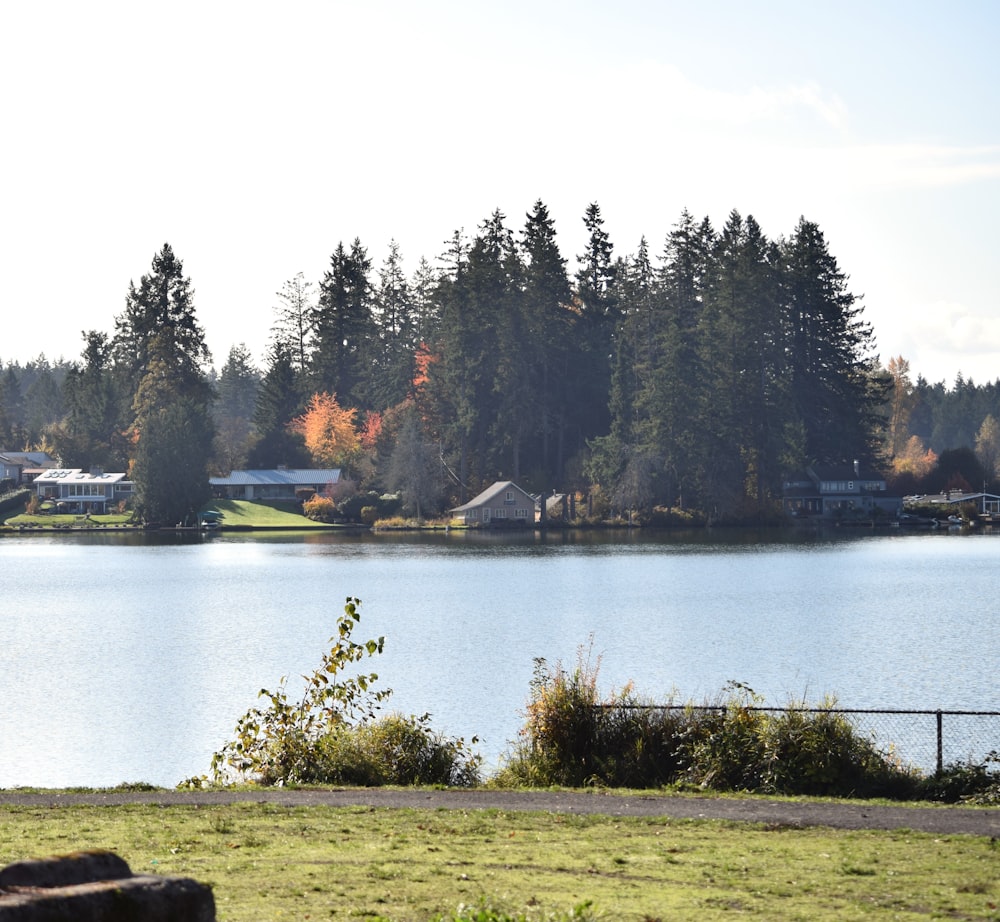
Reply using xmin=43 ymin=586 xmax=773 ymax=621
xmin=936 ymin=710 xmax=943 ymax=775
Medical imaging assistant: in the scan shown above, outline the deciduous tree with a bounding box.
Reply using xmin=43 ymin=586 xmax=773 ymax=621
xmin=288 ymin=391 xmax=360 ymax=472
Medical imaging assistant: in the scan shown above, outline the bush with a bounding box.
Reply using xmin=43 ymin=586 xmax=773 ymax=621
xmin=314 ymin=713 xmax=481 ymax=786
xmin=678 ymin=683 xmax=770 ymax=791
xmin=495 ymin=644 xmax=688 ymax=788
xmin=915 ymin=753 xmax=1000 ymax=803
xmin=303 ymin=494 xmax=336 ymax=522
xmin=210 ymin=597 xmax=480 ymax=787
xmin=756 ymin=701 xmax=917 ymax=798
xmin=498 ymin=659 xmax=919 ymax=797
xmin=211 ymin=597 xmax=391 ymax=784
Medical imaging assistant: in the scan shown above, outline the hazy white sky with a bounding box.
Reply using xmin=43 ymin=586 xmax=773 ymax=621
xmin=2 ymin=0 xmax=998 ymax=385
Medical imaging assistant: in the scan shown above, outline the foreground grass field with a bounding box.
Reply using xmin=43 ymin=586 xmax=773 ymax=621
xmin=0 ymin=803 xmax=996 ymax=921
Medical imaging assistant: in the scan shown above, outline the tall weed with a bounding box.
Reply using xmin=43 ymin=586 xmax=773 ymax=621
xmin=499 ymin=659 xmax=919 ymax=797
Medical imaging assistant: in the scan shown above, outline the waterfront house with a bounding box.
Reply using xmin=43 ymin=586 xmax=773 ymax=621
xmin=33 ymin=468 xmax=133 ymax=513
xmin=782 ymin=461 xmax=902 ymax=520
xmin=450 ymin=481 xmax=536 ymax=526
xmin=0 ymin=450 xmax=57 ymax=487
xmin=908 ymin=491 xmax=1000 ymax=519
xmin=209 ymin=468 xmax=341 ymax=501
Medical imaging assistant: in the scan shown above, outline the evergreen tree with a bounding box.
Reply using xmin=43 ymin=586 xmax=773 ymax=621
xmin=247 ymin=342 xmax=310 ymax=469
xmin=131 ymin=335 xmax=214 ymax=524
xmin=781 ymin=217 xmax=879 ymax=466
xmin=113 ymin=243 xmax=212 ymax=397
xmin=58 ymin=331 xmax=127 ymax=469
xmin=518 ymin=200 xmax=572 ymax=483
xmin=371 ymin=240 xmax=417 ymax=409
xmin=213 ymin=343 xmax=260 ymax=472
xmin=701 ymin=212 xmax=787 ymax=518
xmin=428 ymin=214 xmax=521 ymax=496
xmin=409 ymin=256 xmax=442 ymax=346
xmin=384 ymin=400 xmax=443 ymax=518
xmin=0 ymin=366 xmax=25 ymax=448
xmin=572 ymin=202 xmax=619 ymax=453
xmin=117 ymin=246 xmax=214 ymax=523
xmin=23 ymin=358 xmax=64 ymax=445
xmin=311 ymin=239 xmax=375 ymax=409
xmin=648 ymin=211 xmax=714 ymax=508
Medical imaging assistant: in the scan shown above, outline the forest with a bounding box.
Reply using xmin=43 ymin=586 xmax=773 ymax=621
xmin=1 ymin=201 xmax=998 ymax=525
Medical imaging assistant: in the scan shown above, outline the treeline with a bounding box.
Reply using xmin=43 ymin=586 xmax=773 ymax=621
xmin=1 ymin=202 xmax=999 ymax=523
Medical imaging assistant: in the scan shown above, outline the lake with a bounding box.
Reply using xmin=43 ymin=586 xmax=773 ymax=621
xmin=0 ymin=526 xmax=997 ymax=788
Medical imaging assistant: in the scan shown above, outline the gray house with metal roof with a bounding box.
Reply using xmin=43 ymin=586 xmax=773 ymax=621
xmin=209 ymin=469 xmax=341 ymax=501
xmin=0 ymin=451 xmax=57 ymax=486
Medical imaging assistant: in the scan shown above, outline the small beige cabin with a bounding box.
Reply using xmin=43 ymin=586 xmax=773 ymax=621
xmin=450 ymin=481 xmax=536 ymax=526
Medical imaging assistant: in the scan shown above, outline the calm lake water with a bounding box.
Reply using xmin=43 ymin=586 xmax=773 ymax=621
xmin=0 ymin=526 xmax=997 ymax=788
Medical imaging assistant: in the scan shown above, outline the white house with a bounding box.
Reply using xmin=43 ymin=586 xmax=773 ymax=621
xmin=33 ymin=468 xmax=133 ymax=513
xmin=450 ymin=481 xmax=536 ymax=526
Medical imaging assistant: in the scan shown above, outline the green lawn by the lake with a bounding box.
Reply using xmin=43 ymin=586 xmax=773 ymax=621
xmin=3 ymin=499 xmax=336 ymax=530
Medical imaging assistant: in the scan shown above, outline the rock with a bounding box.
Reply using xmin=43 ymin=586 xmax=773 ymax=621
xmin=0 ymin=852 xmax=214 ymax=921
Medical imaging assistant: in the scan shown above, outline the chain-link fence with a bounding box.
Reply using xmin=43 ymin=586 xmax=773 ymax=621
xmin=660 ymin=706 xmax=1000 ymax=775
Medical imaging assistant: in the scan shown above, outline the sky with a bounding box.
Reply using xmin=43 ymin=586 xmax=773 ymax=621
xmin=2 ymin=0 xmax=998 ymax=386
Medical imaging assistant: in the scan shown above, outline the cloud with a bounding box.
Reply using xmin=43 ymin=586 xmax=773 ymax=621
xmin=843 ymin=144 xmax=1000 ymax=187
xmin=602 ymin=60 xmax=849 ymax=131
xmin=900 ymin=301 xmax=1000 ymax=383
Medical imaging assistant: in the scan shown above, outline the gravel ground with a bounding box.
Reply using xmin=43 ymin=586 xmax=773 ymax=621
xmin=1 ymin=788 xmax=997 ymax=837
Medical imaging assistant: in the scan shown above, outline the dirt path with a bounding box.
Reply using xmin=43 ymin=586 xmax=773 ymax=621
xmin=1 ymin=788 xmax=997 ymax=837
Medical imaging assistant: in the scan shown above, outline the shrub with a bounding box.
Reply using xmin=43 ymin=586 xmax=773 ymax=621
xmin=314 ymin=713 xmax=481 ymax=786
xmin=210 ymin=597 xmax=481 ymax=787
xmin=496 ymin=644 xmax=689 ymax=788
xmin=498 ymin=660 xmax=919 ymax=797
xmin=303 ymin=494 xmax=336 ymax=522
xmin=754 ymin=700 xmax=918 ymax=798
xmin=678 ymin=683 xmax=769 ymax=791
xmin=915 ymin=753 xmax=1000 ymax=803
xmin=360 ymin=505 xmax=378 ymax=525
xmin=211 ymin=597 xmax=391 ymax=784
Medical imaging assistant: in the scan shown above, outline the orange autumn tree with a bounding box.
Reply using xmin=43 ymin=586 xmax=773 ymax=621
xmin=288 ymin=392 xmax=360 ymax=472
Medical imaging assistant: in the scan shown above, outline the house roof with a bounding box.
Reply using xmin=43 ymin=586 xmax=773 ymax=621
xmin=810 ymin=463 xmax=884 ymax=482
xmin=914 ymin=492 xmax=1000 ymax=506
xmin=0 ymin=451 xmax=56 ymax=467
xmin=209 ymin=469 xmax=341 ymax=487
xmin=34 ymin=469 xmax=129 ymax=484
xmin=451 ymin=480 xmax=532 ymax=512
